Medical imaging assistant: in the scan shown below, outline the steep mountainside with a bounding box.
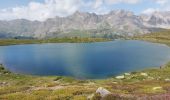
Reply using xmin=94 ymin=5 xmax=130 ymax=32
xmin=0 ymin=10 xmax=170 ymax=39
xmin=141 ymin=11 xmax=170 ymax=29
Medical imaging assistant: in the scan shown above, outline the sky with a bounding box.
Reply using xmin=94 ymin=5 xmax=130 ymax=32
xmin=0 ymin=0 xmax=169 ymax=21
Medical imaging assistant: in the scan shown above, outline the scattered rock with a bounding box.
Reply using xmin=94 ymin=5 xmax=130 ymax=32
xmin=153 ymin=87 xmax=162 ymax=90
xmin=148 ymin=76 xmax=154 ymax=80
xmin=140 ymin=73 xmax=148 ymax=76
xmin=124 ymin=73 xmax=130 ymax=76
xmin=96 ymin=87 xmax=111 ymax=97
xmin=0 ymin=81 xmax=8 ymax=86
xmin=87 ymin=94 xmax=95 ymax=100
xmin=165 ymin=78 xmax=170 ymax=82
xmin=112 ymin=82 xmax=118 ymax=84
xmin=115 ymin=75 xmax=125 ymax=79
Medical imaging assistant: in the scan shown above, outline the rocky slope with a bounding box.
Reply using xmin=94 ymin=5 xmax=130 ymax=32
xmin=0 ymin=10 xmax=170 ymax=39
xmin=141 ymin=11 xmax=170 ymax=29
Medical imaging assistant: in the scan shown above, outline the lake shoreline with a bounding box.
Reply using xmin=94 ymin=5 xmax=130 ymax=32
xmin=1 ymin=60 xmax=170 ymax=99
xmin=1 ymin=37 xmax=170 ymax=79
xmin=0 ymin=37 xmax=112 ymax=46
xmin=1 ymin=40 xmax=169 ymax=79
xmin=1 ymin=32 xmax=170 ymax=99
xmin=0 ymin=62 xmax=167 ymax=79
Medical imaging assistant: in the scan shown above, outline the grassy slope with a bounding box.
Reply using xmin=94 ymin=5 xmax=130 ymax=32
xmin=131 ymin=29 xmax=170 ymax=46
xmin=0 ymin=63 xmax=170 ymax=99
xmin=0 ymin=37 xmax=111 ymax=46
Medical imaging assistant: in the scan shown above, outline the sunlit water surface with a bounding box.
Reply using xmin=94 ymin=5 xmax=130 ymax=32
xmin=0 ymin=40 xmax=170 ymax=79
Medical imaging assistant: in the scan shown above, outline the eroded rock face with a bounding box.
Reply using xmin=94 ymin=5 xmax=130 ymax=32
xmin=141 ymin=11 xmax=170 ymax=29
xmin=1 ymin=10 xmax=170 ymax=39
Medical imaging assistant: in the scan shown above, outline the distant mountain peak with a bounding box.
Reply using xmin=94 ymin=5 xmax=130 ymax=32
xmin=108 ymin=10 xmax=134 ymax=17
xmin=0 ymin=10 xmax=170 ymax=39
xmin=72 ymin=11 xmax=90 ymax=16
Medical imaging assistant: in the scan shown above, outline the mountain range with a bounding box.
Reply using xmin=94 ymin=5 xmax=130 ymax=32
xmin=0 ymin=10 xmax=170 ymax=39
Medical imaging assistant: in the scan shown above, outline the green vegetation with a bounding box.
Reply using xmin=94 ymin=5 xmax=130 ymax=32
xmin=0 ymin=37 xmax=111 ymax=46
xmin=131 ymin=29 xmax=170 ymax=46
xmin=1 ymin=61 xmax=170 ymax=99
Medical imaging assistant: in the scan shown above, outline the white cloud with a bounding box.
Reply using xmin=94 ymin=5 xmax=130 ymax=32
xmin=105 ymin=0 xmax=141 ymax=4
xmin=89 ymin=0 xmax=110 ymax=14
xmin=154 ymin=0 xmax=168 ymax=5
xmin=0 ymin=0 xmax=169 ymax=21
xmin=0 ymin=0 xmax=81 ymax=21
xmin=0 ymin=0 xmax=144 ymax=21
xmin=142 ymin=0 xmax=170 ymax=14
xmin=142 ymin=8 xmax=160 ymax=14
xmin=90 ymin=0 xmax=141 ymax=14
xmin=93 ymin=0 xmax=104 ymax=9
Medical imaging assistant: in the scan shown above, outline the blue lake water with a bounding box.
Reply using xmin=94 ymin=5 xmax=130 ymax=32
xmin=0 ymin=40 xmax=170 ymax=79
